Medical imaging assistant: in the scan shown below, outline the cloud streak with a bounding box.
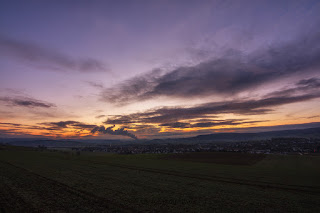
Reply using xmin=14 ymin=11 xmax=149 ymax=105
xmin=0 ymin=96 xmax=55 ymax=108
xmin=0 ymin=34 xmax=109 ymax=72
xmin=160 ymin=119 xmax=264 ymax=129
xmin=266 ymin=77 xmax=320 ymax=98
xmin=40 ymin=121 xmax=97 ymax=130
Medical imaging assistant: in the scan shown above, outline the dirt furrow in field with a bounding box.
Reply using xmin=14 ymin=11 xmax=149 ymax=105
xmin=0 ymin=182 xmax=36 ymax=213
xmin=0 ymin=160 xmax=140 ymax=213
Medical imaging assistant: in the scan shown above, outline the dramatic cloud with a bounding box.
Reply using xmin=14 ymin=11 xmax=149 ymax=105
xmin=0 ymin=35 xmax=109 ymax=72
xmin=91 ymin=125 xmax=138 ymax=140
xmin=105 ymin=93 xmax=320 ymax=126
xmin=99 ymin=76 xmax=320 ymax=137
xmin=100 ymin=31 xmax=320 ymax=104
xmin=1 ymin=1 xmax=319 ymax=139
xmin=0 ymin=96 xmax=55 ymax=108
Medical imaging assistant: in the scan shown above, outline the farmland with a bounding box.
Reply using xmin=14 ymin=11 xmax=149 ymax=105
xmin=1 ymin=145 xmax=320 ymax=212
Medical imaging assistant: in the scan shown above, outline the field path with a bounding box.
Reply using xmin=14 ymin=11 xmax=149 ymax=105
xmin=89 ymin=161 xmax=320 ymax=194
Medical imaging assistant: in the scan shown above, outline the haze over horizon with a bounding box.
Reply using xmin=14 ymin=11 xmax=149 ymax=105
xmin=1 ymin=0 xmax=320 ymax=140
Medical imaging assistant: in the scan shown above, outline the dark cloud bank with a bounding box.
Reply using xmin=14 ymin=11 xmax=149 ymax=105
xmin=0 ymin=34 xmax=108 ymax=72
xmin=98 ymin=74 xmax=320 ymax=138
xmin=100 ymin=31 xmax=320 ymax=104
xmin=99 ymin=76 xmax=320 ymax=138
xmin=104 ymin=75 xmax=320 ymax=127
xmin=104 ymin=90 xmax=320 ymax=128
xmin=94 ymin=30 xmax=320 ymax=137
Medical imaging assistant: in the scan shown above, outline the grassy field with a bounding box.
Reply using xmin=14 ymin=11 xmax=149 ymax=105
xmin=0 ymin=146 xmax=320 ymax=212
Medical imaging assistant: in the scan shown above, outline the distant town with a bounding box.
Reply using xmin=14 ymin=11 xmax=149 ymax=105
xmin=62 ymin=137 xmax=320 ymax=155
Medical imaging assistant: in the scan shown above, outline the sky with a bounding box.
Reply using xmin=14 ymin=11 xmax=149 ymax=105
xmin=1 ymin=0 xmax=320 ymax=140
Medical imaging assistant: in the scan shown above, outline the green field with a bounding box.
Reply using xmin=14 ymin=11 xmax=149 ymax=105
xmin=1 ymin=146 xmax=320 ymax=212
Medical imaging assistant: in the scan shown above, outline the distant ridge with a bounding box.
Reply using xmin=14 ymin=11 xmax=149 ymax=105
xmin=191 ymin=127 xmax=320 ymax=142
